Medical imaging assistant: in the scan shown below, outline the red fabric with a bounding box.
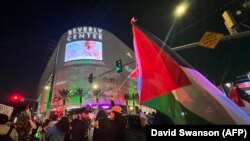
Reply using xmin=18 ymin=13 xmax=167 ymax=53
xmin=228 ymin=87 xmax=245 ymax=107
xmin=128 ymin=67 xmax=139 ymax=78
xmin=131 ymin=21 xmax=191 ymax=103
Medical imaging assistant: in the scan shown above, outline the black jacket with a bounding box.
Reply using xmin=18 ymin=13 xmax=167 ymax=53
xmin=93 ymin=118 xmax=111 ymax=141
xmin=70 ymin=119 xmax=89 ymax=141
xmin=106 ymin=120 xmax=126 ymax=141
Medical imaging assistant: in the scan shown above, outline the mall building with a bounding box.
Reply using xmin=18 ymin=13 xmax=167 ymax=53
xmin=37 ymin=26 xmax=138 ymax=116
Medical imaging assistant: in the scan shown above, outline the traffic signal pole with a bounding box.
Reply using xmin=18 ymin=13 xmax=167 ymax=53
xmin=93 ymin=60 xmax=135 ymax=79
xmin=92 ymin=30 xmax=250 ymax=80
xmin=172 ymin=30 xmax=250 ymax=51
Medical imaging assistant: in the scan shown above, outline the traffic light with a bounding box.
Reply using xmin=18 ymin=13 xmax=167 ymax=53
xmin=116 ymin=59 xmax=122 ymax=73
xmin=88 ymin=73 xmax=93 ymax=84
xmin=55 ymin=107 xmax=62 ymax=116
xmin=10 ymin=94 xmax=23 ymax=102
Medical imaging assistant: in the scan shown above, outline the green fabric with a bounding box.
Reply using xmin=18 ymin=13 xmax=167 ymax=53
xmin=143 ymin=92 xmax=211 ymax=124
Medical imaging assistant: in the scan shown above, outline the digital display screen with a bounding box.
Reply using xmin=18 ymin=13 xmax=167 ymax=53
xmin=64 ymin=40 xmax=102 ymax=62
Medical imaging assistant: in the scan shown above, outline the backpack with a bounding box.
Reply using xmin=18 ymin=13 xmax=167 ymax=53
xmin=0 ymin=127 xmax=13 ymax=141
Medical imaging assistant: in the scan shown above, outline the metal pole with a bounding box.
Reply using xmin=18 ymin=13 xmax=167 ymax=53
xmin=91 ymin=30 xmax=250 ymax=82
xmin=172 ymin=30 xmax=250 ymax=51
xmin=93 ymin=60 xmax=135 ymax=79
xmin=24 ymin=98 xmax=38 ymax=102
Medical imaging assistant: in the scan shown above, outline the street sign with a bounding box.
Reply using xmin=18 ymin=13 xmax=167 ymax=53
xmin=198 ymin=31 xmax=223 ymax=49
xmin=0 ymin=104 xmax=14 ymax=119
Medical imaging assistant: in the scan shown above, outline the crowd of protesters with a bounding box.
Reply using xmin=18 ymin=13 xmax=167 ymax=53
xmin=0 ymin=97 xmax=128 ymax=141
xmin=1 ymin=97 xmax=170 ymax=141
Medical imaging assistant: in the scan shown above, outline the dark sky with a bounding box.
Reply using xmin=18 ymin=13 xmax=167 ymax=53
xmin=0 ymin=0 xmax=236 ymax=103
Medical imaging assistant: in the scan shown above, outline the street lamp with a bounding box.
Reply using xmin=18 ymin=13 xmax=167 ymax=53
xmin=174 ymin=3 xmax=188 ymax=18
xmin=92 ymin=84 xmax=99 ymax=90
xmin=164 ymin=2 xmax=189 ymax=44
xmin=45 ymin=86 xmax=50 ymax=90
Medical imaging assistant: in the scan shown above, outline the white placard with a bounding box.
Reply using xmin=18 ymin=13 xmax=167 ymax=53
xmin=0 ymin=104 xmax=14 ymax=118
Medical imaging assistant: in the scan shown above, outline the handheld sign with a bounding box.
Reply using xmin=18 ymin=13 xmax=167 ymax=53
xmin=0 ymin=104 xmax=14 ymax=119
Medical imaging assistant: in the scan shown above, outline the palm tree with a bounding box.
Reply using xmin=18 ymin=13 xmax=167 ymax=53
xmin=124 ymin=93 xmax=130 ymax=106
xmin=131 ymin=93 xmax=139 ymax=106
xmin=58 ymin=89 xmax=71 ymax=106
xmin=74 ymin=88 xmax=84 ymax=107
xmin=124 ymin=93 xmax=130 ymax=114
xmin=92 ymin=88 xmax=101 ymax=104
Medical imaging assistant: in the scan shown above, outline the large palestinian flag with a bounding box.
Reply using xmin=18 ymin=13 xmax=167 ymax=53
xmin=131 ymin=19 xmax=250 ymax=124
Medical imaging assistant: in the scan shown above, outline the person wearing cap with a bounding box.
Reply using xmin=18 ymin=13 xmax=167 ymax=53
xmin=107 ymin=105 xmax=126 ymax=141
xmin=0 ymin=113 xmax=18 ymax=141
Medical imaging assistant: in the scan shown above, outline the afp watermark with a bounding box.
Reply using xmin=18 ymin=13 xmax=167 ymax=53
xmin=146 ymin=125 xmax=249 ymax=140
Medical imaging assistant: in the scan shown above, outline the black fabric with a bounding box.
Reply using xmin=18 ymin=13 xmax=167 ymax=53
xmin=153 ymin=111 xmax=175 ymax=125
xmin=107 ymin=120 xmax=126 ymax=141
xmin=93 ymin=118 xmax=111 ymax=141
xmin=0 ymin=127 xmax=13 ymax=141
xmin=70 ymin=118 xmax=89 ymax=141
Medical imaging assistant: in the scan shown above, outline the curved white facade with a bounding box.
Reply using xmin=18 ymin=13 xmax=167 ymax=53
xmin=38 ymin=26 xmax=137 ymax=113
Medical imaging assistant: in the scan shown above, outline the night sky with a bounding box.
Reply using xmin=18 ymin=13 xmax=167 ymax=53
xmin=0 ymin=0 xmax=237 ymax=103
